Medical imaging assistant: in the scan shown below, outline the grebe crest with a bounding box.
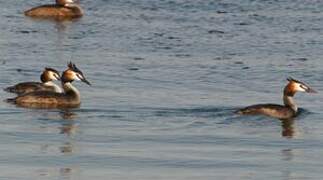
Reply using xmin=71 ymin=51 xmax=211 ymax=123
xmin=237 ymin=77 xmax=316 ymax=120
xmin=4 ymin=67 xmax=62 ymax=95
xmin=7 ymin=62 xmax=90 ymax=109
xmin=24 ymin=0 xmax=83 ymax=19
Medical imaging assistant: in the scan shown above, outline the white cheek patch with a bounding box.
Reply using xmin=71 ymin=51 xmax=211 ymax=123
xmin=65 ymin=0 xmax=74 ymax=3
xmin=54 ymin=73 xmax=60 ymax=80
xmin=75 ymin=73 xmax=82 ymax=81
xmin=48 ymin=72 xmax=56 ymax=80
xmin=53 ymin=72 xmax=60 ymax=80
xmin=296 ymin=84 xmax=306 ymax=92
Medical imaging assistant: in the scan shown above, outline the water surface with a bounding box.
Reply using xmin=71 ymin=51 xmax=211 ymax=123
xmin=1 ymin=0 xmax=323 ymax=179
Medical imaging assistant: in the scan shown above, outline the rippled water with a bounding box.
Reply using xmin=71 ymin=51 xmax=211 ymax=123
xmin=1 ymin=0 xmax=323 ymax=179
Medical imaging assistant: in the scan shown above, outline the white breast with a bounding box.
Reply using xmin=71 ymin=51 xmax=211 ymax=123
xmin=44 ymin=81 xmax=63 ymax=93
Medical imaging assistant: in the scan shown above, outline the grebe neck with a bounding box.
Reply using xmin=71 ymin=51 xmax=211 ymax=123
xmin=283 ymin=83 xmax=298 ymax=113
xmin=44 ymin=81 xmax=63 ymax=93
xmin=64 ymin=3 xmax=83 ymax=15
xmin=63 ymin=82 xmax=80 ymax=100
xmin=283 ymin=95 xmax=297 ymax=113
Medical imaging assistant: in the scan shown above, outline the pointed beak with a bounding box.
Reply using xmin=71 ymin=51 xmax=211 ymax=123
xmin=306 ymin=88 xmax=317 ymax=93
xmin=81 ymin=78 xmax=91 ymax=86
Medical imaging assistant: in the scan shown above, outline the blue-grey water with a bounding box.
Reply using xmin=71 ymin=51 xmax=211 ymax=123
xmin=1 ymin=0 xmax=323 ymax=179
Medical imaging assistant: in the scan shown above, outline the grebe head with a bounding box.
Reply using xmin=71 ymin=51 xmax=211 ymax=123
xmin=56 ymin=0 xmax=75 ymax=6
xmin=62 ymin=62 xmax=91 ymax=85
xmin=284 ymin=77 xmax=317 ymax=96
xmin=40 ymin=68 xmax=61 ymax=83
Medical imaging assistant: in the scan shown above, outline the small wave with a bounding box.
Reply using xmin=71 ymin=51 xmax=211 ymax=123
xmin=148 ymin=106 xmax=235 ymax=119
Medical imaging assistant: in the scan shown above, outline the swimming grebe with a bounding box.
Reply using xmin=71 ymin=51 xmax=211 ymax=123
xmin=4 ymin=68 xmax=62 ymax=95
xmin=237 ymin=78 xmax=316 ymax=119
xmin=24 ymin=0 xmax=83 ymax=19
xmin=7 ymin=62 xmax=90 ymax=108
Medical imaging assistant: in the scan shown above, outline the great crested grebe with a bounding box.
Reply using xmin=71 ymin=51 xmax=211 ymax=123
xmin=24 ymin=0 xmax=83 ymax=19
xmin=4 ymin=68 xmax=62 ymax=95
xmin=7 ymin=62 xmax=90 ymax=108
xmin=237 ymin=78 xmax=317 ymax=119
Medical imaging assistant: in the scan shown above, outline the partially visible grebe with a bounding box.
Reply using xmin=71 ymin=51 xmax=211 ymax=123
xmin=7 ymin=62 xmax=90 ymax=108
xmin=24 ymin=0 xmax=83 ymax=19
xmin=237 ymin=78 xmax=317 ymax=119
xmin=4 ymin=68 xmax=62 ymax=95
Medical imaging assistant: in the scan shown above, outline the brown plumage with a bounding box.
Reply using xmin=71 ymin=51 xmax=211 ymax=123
xmin=12 ymin=88 xmax=80 ymax=108
xmin=4 ymin=68 xmax=61 ymax=95
xmin=7 ymin=62 xmax=90 ymax=109
xmin=237 ymin=77 xmax=316 ymax=120
xmin=24 ymin=0 xmax=83 ymax=19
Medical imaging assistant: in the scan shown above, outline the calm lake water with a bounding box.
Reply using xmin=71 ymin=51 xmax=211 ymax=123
xmin=1 ymin=0 xmax=323 ymax=179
